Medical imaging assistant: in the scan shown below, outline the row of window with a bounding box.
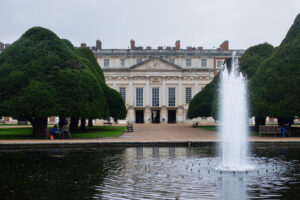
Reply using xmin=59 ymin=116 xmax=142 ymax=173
xmin=104 ymin=58 xmax=224 ymax=68
xmin=119 ymin=87 xmax=192 ymax=107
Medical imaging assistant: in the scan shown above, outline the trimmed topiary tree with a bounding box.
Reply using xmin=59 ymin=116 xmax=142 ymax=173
xmin=0 ymin=27 xmax=108 ymax=137
xmin=249 ymin=13 xmax=300 ymax=127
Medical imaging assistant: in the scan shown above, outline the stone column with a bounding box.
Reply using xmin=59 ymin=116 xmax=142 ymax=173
xmin=144 ymin=105 xmax=151 ymax=124
xmin=161 ymin=106 xmax=167 ymax=124
xmin=178 ymin=78 xmax=183 ymax=105
xmin=162 ymin=78 xmax=167 ymax=106
xmin=127 ymin=106 xmax=135 ymax=123
xmin=177 ymin=105 xmax=184 ymax=123
xmin=129 ymin=79 xmax=134 ymax=106
xmin=145 ymin=78 xmax=150 ymax=106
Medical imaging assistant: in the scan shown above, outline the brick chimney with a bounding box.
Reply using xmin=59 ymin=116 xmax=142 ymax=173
xmin=4 ymin=43 xmax=10 ymax=49
xmin=80 ymin=43 xmax=87 ymax=48
xmin=96 ymin=40 xmax=102 ymax=50
xmin=0 ymin=42 xmax=4 ymax=50
xmin=175 ymin=40 xmax=180 ymax=50
xmin=130 ymin=39 xmax=135 ymax=50
xmin=220 ymin=40 xmax=229 ymax=50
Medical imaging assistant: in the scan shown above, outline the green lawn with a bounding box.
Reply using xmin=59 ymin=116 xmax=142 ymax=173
xmin=0 ymin=126 xmax=126 ymax=139
xmin=0 ymin=124 xmax=31 ymax=126
xmin=198 ymin=126 xmax=218 ymax=132
xmin=0 ymin=128 xmax=33 ymax=139
xmin=71 ymin=126 xmax=126 ymax=139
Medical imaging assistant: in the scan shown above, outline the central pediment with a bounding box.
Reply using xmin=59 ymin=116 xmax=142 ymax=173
xmin=130 ymin=57 xmax=182 ymax=71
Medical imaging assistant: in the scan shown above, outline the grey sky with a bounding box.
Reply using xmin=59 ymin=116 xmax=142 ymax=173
xmin=0 ymin=0 xmax=299 ymax=49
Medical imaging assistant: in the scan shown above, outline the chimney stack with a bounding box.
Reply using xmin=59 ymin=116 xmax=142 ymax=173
xmin=220 ymin=40 xmax=229 ymax=50
xmin=96 ymin=40 xmax=102 ymax=50
xmin=175 ymin=40 xmax=180 ymax=50
xmin=130 ymin=39 xmax=135 ymax=50
xmin=81 ymin=43 xmax=87 ymax=48
xmin=0 ymin=42 xmax=4 ymax=50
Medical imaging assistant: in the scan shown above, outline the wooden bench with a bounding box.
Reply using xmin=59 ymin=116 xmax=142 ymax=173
xmin=103 ymin=122 xmax=112 ymax=126
xmin=127 ymin=123 xmax=133 ymax=132
xmin=192 ymin=122 xmax=198 ymax=128
xmin=18 ymin=120 xmax=28 ymax=125
xmin=259 ymin=125 xmax=290 ymax=137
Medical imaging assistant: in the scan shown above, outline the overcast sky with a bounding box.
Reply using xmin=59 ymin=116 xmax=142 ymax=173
xmin=0 ymin=0 xmax=299 ymax=49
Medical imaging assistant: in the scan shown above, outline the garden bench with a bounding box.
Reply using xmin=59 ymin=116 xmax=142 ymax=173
xmin=259 ymin=125 xmax=290 ymax=137
xmin=104 ymin=122 xmax=112 ymax=126
xmin=18 ymin=120 xmax=28 ymax=125
xmin=192 ymin=122 xmax=198 ymax=128
xmin=127 ymin=123 xmax=133 ymax=132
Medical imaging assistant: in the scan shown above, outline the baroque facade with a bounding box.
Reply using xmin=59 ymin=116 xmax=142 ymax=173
xmin=92 ymin=40 xmax=245 ymax=123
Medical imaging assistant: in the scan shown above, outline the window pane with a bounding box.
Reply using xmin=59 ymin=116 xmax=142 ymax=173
xmin=186 ymin=59 xmax=191 ymax=67
xmin=136 ymin=88 xmax=143 ymax=107
xmin=169 ymin=59 xmax=175 ymax=64
xmin=186 ymin=88 xmax=192 ymax=104
xmin=201 ymin=59 xmax=207 ymax=67
xmin=152 ymin=88 xmax=159 ymax=107
xmin=168 ymin=88 xmax=176 ymax=106
xmin=216 ymin=60 xmax=223 ymax=68
xmin=120 ymin=59 xmax=125 ymax=67
xmin=119 ymin=88 xmax=126 ymax=103
xmin=104 ymin=59 xmax=110 ymax=67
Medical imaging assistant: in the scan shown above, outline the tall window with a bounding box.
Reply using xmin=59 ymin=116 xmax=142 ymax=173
xmin=201 ymin=59 xmax=207 ymax=67
xmin=186 ymin=59 xmax=191 ymax=67
xmin=136 ymin=88 xmax=143 ymax=107
xmin=104 ymin=59 xmax=110 ymax=67
xmin=186 ymin=88 xmax=192 ymax=104
xmin=120 ymin=59 xmax=125 ymax=67
xmin=168 ymin=88 xmax=176 ymax=106
xmin=152 ymin=88 xmax=159 ymax=107
xmin=136 ymin=59 xmax=142 ymax=64
xmin=119 ymin=88 xmax=126 ymax=103
xmin=216 ymin=60 xmax=224 ymax=68
xmin=169 ymin=59 xmax=175 ymax=64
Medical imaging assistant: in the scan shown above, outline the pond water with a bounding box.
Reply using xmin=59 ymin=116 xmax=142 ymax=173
xmin=0 ymin=144 xmax=300 ymax=199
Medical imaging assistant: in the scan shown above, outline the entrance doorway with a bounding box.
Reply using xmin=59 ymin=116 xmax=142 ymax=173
xmin=151 ymin=110 xmax=160 ymax=123
xmin=168 ymin=110 xmax=176 ymax=123
xmin=135 ymin=110 xmax=144 ymax=123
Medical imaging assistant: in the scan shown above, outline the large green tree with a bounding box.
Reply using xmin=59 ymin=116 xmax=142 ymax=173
xmin=0 ymin=27 xmax=107 ymax=137
xmin=188 ymin=43 xmax=274 ymax=121
xmin=249 ymin=13 xmax=300 ymax=126
xmin=76 ymin=47 xmax=127 ymax=125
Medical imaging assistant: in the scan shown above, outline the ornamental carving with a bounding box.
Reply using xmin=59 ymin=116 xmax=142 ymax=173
xmin=132 ymin=58 xmax=180 ymax=71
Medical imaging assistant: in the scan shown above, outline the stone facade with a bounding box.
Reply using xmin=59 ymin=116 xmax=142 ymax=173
xmin=93 ymin=40 xmax=245 ymax=123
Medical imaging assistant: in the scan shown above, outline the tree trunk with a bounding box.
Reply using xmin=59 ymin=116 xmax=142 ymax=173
xmin=88 ymin=119 xmax=93 ymax=127
xmin=70 ymin=118 xmax=79 ymax=132
xmin=30 ymin=118 xmax=48 ymax=138
xmin=277 ymin=117 xmax=294 ymax=126
xmin=80 ymin=118 xmax=86 ymax=130
xmin=59 ymin=116 xmax=66 ymax=128
xmin=254 ymin=117 xmax=266 ymax=132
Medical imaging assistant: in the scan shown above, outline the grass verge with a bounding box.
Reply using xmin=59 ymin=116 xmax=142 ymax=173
xmin=0 ymin=126 xmax=126 ymax=140
xmin=198 ymin=126 xmax=218 ymax=132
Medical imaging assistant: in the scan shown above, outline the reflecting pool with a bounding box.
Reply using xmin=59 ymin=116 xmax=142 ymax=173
xmin=0 ymin=144 xmax=300 ymax=199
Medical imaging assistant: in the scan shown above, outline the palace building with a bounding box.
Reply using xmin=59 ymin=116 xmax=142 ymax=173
xmin=0 ymin=40 xmax=244 ymax=124
xmin=91 ymin=40 xmax=244 ymax=123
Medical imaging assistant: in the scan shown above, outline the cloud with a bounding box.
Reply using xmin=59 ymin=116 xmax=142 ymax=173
xmin=0 ymin=0 xmax=299 ymax=49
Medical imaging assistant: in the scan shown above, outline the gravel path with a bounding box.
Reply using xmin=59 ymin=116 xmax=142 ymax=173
xmin=0 ymin=124 xmax=300 ymax=144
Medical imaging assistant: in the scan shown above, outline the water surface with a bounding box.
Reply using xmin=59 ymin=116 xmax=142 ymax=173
xmin=0 ymin=144 xmax=300 ymax=199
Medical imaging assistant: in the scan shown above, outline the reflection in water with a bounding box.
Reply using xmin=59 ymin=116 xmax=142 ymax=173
xmin=222 ymin=173 xmax=248 ymax=200
xmin=152 ymin=147 xmax=159 ymax=158
xmin=0 ymin=145 xmax=300 ymax=199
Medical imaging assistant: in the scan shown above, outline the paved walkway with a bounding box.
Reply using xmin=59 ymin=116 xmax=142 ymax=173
xmin=1 ymin=124 xmax=300 ymax=145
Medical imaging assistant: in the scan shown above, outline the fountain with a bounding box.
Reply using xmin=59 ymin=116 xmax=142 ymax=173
xmin=218 ymin=52 xmax=253 ymax=171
